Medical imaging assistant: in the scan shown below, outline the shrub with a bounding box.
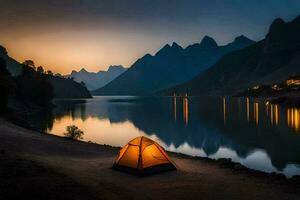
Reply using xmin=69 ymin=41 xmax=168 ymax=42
xmin=64 ymin=125 xmax=84 ymax=140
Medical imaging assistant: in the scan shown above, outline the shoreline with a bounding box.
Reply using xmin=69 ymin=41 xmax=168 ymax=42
xmin=235 ymin=92 xmax=300 ymax=107
xmin=5 ymin=117 xmax=300 ymax=180
xmin=15 ymin=117 xmax=300 ymax=179
xmin=1 ymin=118 xmax=300 ymax=199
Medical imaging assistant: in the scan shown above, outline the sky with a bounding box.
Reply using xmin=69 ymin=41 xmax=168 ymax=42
xmin=0 ymin=0 xmax=300 ymax=74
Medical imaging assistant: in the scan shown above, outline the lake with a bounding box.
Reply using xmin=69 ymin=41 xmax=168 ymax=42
xmin=46 ymin=96 xmax=300 ymax=177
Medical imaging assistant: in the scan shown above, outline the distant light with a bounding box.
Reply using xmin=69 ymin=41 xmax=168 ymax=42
xmin=252 ymin=85 xmax=259 ymax=90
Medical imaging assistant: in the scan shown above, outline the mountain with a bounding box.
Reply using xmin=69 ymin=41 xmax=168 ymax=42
xmin=67 ymin=65 xmax=126 ymax=91
xmin=93 ymin=35 xmax=254 ymax=95
xmin=0 ymin=47 xmax=91 ymax=98
xmin=163 ymin=16 xmax=300 ymax=96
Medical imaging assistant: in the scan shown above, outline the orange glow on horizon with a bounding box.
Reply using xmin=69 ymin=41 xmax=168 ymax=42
xmin=3 ymin=34 xmax=133 ymax=74
xmin=1 ymin=29 xmax=167 ymax=74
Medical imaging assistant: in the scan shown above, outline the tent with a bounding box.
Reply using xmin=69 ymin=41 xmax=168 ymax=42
xmin=113 ymin=136 xmax=176 ymax=175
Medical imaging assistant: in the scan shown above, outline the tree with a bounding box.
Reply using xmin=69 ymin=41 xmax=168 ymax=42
xmin=80 ymin=81 xmax=86 ymax=87
xmin=64 ymin=125 xmax=84 ymax=140
xmin=55 ymin=73 xmax=62 ymax=77
xmin=0 ymin=45 xmax=7 ymax=55
xmin=37 ymin=66 xmax=44 ymax=74
xmin=15 ymin=65 xmax=53 ymax=106
xmin=0 ymin=58 xmax=15 ymax=112
xmin=46 ymin=70 xmax=53 ymax=76
xmin=22 ymin=60 xmax=35 ymax=70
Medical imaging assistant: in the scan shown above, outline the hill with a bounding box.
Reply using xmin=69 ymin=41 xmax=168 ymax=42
xmin=46 ymin=76 xmax=91 ymax=98
xmin=0 ymin=46 xmax=22 ymax=76
xmin=0 ymin=46 xmax=91 ymax=99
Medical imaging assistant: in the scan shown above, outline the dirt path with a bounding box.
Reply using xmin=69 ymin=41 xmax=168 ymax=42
xmin=1 ymin=119 xmax=299 ymax=200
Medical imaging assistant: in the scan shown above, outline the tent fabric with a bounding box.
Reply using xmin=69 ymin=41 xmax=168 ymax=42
xmin=113 ymin=136 xmax=176 ymax=175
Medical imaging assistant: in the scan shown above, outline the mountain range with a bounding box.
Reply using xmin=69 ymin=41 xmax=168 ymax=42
xmin=93 ymin=35 xmax=254 ymax=95
xmin=67 ymin=65 xmax=126 ymax=91
xmin=3 ymin=15 xmax=298 ymax=97
xmin=163 ymin=16 xmax=300 ymax=95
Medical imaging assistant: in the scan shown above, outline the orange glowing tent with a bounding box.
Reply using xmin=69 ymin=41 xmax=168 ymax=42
xmin=113 ymin=136 xmax=176 ymax=175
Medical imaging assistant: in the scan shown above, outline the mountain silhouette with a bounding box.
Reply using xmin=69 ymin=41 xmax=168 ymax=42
xmin=163 ymin=16 xmax=300 ymax=95
xmin=67 ymin=65 xmax=126 ymax=91
xmin=93 ymin=35 xmax=254 ymax=95
xmin=198 ymin=36 xmax=218 ymax=49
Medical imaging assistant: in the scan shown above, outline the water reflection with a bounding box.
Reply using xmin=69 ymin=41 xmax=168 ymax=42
xmin=246 ymin=97 xmax=250 ymax=121
xmin=287 ymin=107 xmax=300 ymax=131
xmin=223 ymin=97 xmax=226 ymax=124
xmin=254 ymin=102 xmax=259 ymax=126
xmin=50 ymin=115 xmax=149 ymax=146
xmin=173 ymin=94 xmax=189 ymax=125
xmin=183 ymin=95 xmax=189 ymax=126
xmin=173 ymin=94 xmax=177 ymax=121
xmin=45 ymin=96 xmax=300 ymax=177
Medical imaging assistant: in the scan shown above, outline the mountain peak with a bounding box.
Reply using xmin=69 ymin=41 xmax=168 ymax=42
xmin=171 ymin=42 xmax=184 ymax=51
xmin=141 ymin=53 xmax=153 ymax=60
xmin=162 ymin=44 xmax=171 ymax=50
xmin=171 ymin=42 xmax=180 ymax=48
xmin=232 ymin=35 xmax=255 ymax=46
xmin=79 ymin=68 xmax=88 ymax=73
xmin=156 ymin=43 xmax=183 ymax=56
xmin=223 ymin=35 xmax=255 ymax=49
xmin=234 ymin=35 xmax=252 ymax=43
xmin=199 ymin=36 xmax=218 ymax=49
xmin=265 ymin=16 xmax=300 ymax=52
xmin=269 ymin=18 xmax=285 ymax=32
xmin=293 ymin=15 xmax=300 ymax=23
xmin=272 ymin=17 xmax=285 ymax=25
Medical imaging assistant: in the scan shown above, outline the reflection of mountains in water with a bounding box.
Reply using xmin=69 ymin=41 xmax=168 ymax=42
xmin=52 ymin=97 xmax=300 ymax=170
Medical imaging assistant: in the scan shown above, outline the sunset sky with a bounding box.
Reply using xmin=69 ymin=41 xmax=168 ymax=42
xmin=1 ymin=0 xmax=300 ymax=74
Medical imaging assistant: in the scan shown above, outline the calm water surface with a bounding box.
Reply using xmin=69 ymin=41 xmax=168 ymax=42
xmin=46 ymin=96 xmax=300 ymax=177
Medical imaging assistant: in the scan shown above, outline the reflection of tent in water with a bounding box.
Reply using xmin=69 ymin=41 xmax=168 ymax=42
xmin=113 ymin=136 xmax=176 ymax=175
